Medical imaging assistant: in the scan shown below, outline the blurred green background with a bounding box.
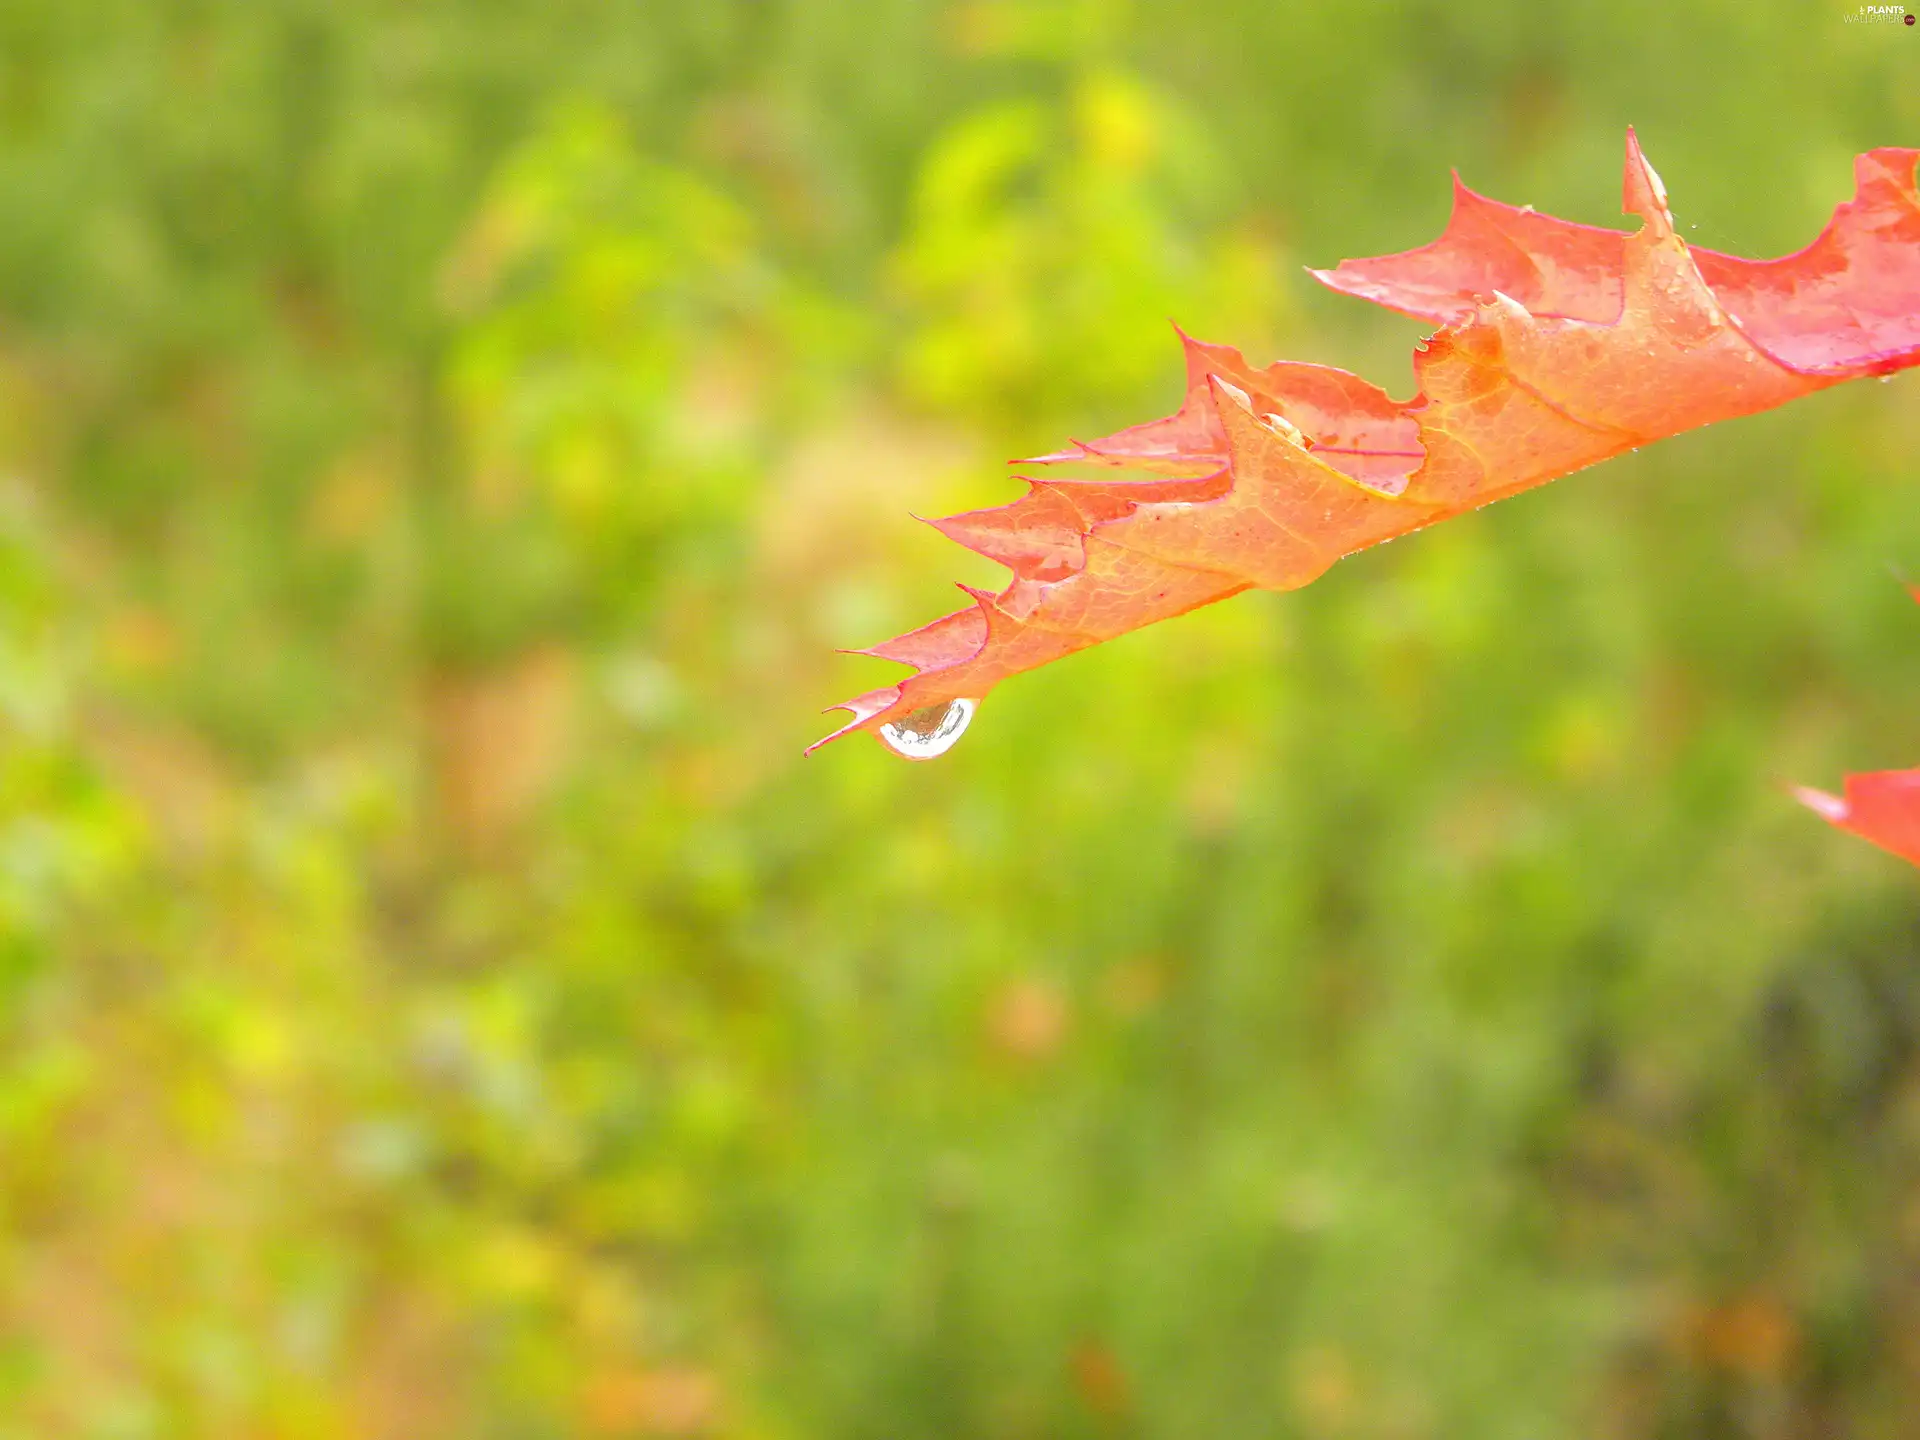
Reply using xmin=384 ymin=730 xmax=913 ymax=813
xmin=0 ymin=1 xmax=1917 ymax=1435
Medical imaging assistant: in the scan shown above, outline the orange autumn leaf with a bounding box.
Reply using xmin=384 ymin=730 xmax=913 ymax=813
xmin=1796 ymin=769 xmax=1920 ymax=869
xmin=818 ymin=130 xmax=1920 ymax=757
xmin=1798 ymin=591 xmax=1920 ymax=869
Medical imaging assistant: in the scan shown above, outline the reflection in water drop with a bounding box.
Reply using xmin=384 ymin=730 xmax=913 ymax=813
xmin=877 ymin=698 xmax=976 ymax=760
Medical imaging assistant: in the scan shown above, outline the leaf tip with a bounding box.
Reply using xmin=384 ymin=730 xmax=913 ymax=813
xmin=807 ymin=685 xmax=903 ymax=754
xmin=1016 ymin=440 xmax=1092 ymax=466
xmin=1205 ymin=373 xmax=1254 ymax=413
xmin=1621 ymin=126 xmax=1671 ymax=225
xmin=1793 ymin=784 xmax=1850 ymax=825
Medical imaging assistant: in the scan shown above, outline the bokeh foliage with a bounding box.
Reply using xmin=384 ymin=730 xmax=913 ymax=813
xmin=0 ymin=1 xmax=1917 ymax=1436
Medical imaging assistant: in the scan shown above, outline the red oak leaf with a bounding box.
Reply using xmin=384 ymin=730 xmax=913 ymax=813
xmin=1796 ymin=771 xmax=1920 ymax=869
xmin=819 ymin=131 xmax=1920 ymax=757
xmin=1797 ymin=590 xmax=1920 ymax=870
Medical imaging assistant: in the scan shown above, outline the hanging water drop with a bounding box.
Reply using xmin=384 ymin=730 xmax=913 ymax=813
xmin=877 ymin=697 xmax=976 ymax=760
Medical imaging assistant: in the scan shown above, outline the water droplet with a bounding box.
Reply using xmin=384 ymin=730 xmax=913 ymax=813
xmin=878 ymin=698 xmax=976 ymax=760
xmin=1261 ymin=411 xmax=1304 ymax=445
